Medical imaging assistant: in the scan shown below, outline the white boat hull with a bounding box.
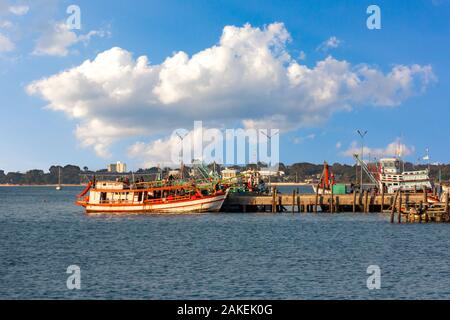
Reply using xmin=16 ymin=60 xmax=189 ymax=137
xmin=84 ymin=192 xmax=228 ymax=214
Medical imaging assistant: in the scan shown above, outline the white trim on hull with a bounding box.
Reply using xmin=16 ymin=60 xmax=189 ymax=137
xmin=85 ymin=192 xmax=228 ymax=214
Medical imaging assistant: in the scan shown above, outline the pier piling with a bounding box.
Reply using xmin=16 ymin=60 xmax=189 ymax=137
xmin=314 ymin=185 xmax=319 ymax=214
xmin=222 ymin=190 xmax=450 ymax=223
xmin=445 ymin=192 xmax=449 ymax=215
xmin=330 ymin=187 xmax=334 ymax=214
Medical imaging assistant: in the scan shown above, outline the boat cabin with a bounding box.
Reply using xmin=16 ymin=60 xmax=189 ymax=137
xmin=378 ymin=158 xmax=432 ymax=193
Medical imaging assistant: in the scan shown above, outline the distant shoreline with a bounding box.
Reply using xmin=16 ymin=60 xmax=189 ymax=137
xmin=0 ymin=184 xmax=85 ymax=187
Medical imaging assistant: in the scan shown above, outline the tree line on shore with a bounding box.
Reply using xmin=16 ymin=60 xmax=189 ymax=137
xmin=1 ymin=162 xmax=449 ymax=185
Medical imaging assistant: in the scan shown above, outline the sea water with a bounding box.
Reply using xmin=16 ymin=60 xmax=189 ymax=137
xmin=1 ymin=186 xmax=449 ymax=299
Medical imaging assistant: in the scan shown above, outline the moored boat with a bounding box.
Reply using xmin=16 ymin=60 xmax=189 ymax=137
xmin=374 ymin=158 xmax=432 ymax=193
xmin=76 ymin=180 xmax=229 ymax=214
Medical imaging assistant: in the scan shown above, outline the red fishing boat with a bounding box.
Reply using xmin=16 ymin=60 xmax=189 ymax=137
xmin=76 ymin=180 xmax=229 ymax=214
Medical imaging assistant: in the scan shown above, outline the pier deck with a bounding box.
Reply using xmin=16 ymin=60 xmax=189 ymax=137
xmin=223 ymin=190 xmax=450 ymax=223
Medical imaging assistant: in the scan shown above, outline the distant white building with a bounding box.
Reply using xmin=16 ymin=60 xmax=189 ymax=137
xmin=221 ymin=168 xmax=239 ymax=179
xmin=258 ymin=170 xmax=285 ymax=177
xmin=241 ymin=169 xmax=284 ymax=178
xmin=107 ymin=161 xmax=127 ymax=173
xmin=168 ymin=169 xmax=181 ymax=177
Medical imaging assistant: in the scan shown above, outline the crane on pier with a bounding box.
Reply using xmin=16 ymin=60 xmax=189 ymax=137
xmin=353 ymin=154 xmax=379 ymax=186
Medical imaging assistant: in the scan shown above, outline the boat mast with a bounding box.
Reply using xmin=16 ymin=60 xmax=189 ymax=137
xmin=357 ymin=130 xmax=368 ymax=191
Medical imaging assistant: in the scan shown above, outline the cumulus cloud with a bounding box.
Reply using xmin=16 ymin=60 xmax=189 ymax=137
xmin=128 ymin=124 xmax=276 ymax=167
xmin=317 ymin=36 xmax=341 ymax=51
xmin=298 ymin=50 xmax=306 ymax=60
xmin=293 ymin=134 xmax=315 ymax=144
xmin=0 ymin=20 xmax=13 ymax=29
xmin=75 ymin=119 xmax=145 ymax=158
xmin=8 ymin=5 xmax=29 ymax=16
xmin=128 ymin=129 xmax=204 ymax=167
xmin=0 ymin=32 xmax=14 ymax=52
xmin=26 ymin=22 xmax=435 ymax=159
xmin=32 ymin=22 xmax=109 ymax=56
xmin=342 ymin=138 xmax=414 ymax=159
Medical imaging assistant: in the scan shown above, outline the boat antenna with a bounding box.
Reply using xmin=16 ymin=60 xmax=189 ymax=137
xmin=176 ymin=131 xmax=188 ymax=179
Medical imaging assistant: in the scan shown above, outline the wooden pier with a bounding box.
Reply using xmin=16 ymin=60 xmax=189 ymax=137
xmin=222 ymin=189 xmax=450 ymax=223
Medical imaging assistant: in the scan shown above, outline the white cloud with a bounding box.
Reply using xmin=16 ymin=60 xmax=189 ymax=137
xmin=293 ymin=133 xmax=315 ymax=144
xmin=336 ymin=141 xmax=342 ymax=149
xmin=0 ymin=32 xmax=14 ymax=52
xmin=342 ymin=138 xmax=414 ymax=159
xmin=0 ymin=20 xmax=13 ymax=29
xmin=8 ymin=5 xmax=29 ymax=16
xmin=317 ymin=36 xmax=341 ymax=51
xmin=298 ymin=50 xmax=306 ymax=60
xmin=26 ymin=22 xmax=436 ymax=158
xmin=75 ymin=118 xmax=145 ymax=158
xmin=129 ymin=133 xmax=189 ymax=167
xmin=32 ymin=22 xmax=109 ymax=57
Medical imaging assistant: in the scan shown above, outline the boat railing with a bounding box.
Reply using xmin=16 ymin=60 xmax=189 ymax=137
xmin=92 ymin=194 xmax=195 ymax=205
xmin=144 ymin=194 xmax=192 ymax=204
xmin=98 ymin=199 xmax=135 ymax=204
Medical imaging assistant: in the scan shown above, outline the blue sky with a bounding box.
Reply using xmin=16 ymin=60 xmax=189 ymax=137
xmin=0 ymin=0 xmax=449 ymax=172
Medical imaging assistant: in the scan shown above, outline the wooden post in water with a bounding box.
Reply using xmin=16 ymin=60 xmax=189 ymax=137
xmin=335 ymin=196 xmax=340 ymax=213
xmin=391 ymin=189 xmax=400 ymax=223
xmin=271 ymin=187 xmax=276 ymax=213
xmin=292 ymin=190 xmax=296 ymax=214
xmin=352 ymin=190 xmax=356 ymax=213
xmin=405 ymin=193 xmax=410 ymax=213
xmin=330 ymin=188 xmax=334 ymax=214
xmin=278 ymin=195 xmax=282 ymax=213
xmin=380 ymin=185 xmax=385 ymax=213
xmin=359 ymin=191 xmax=363 ymax=213
xmin=398 ymin=189 xmax=402 ymax=223
xmin=297 ymin=195 xmax=301 ymax=213
xmin=363 ymin=190 xmax=368 ymax=213
xmin=314 ymin=185 xmax=319 ymax=213
xmin=445 ymin=192 xmax=449 ymax=215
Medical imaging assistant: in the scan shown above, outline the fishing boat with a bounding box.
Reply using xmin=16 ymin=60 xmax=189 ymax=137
xmin=375 ymin=157 xmax=432 ymax=193
xmin=75 ymin=179 xmax=229 ymax=214
xmin=313 ymin=156 xmax=434 ymax=196
xmin=353 ymin=155 xmax=433 ymax=194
